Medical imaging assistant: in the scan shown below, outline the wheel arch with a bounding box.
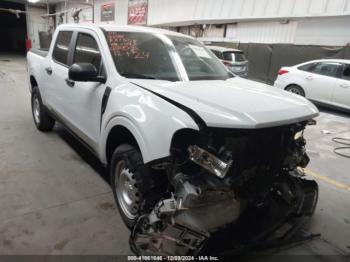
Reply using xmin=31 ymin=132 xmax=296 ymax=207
xmin=285 ymin=83 xmax=306 ymax=96
xmin=105 ymin=125 xmax=141 ymax=165
xmin=100 ymin=116 xmax=152 ymax=166
xmin=29 ymin=75 xmax=38 ymax=92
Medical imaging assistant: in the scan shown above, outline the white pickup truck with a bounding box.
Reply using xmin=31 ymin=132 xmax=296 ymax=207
xmin=27 ymin=24 xmax=319 ymax=256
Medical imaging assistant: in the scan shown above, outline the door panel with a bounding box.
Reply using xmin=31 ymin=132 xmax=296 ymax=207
xmin=304 ymin=62 xmax=341 ymax=104
xmin=46 ymin=31 xmax=73 ymax=116
xmin=305 ymin=74 xmax=334 ymax=103
xmin=332 ymin=64 xmax=350 ymax=110
xmin=62 ymin=31 xmax=107 ymax=149
xmin=49 ymin=61 xmax=70 ymax=116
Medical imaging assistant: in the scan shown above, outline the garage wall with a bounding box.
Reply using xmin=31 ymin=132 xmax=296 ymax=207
xmin=54 ymin=2 xmax=93 ymax=24
xmin=148 ymin=0 xmax=350 ymax=26
xmin=51 ymin=0 xmax=350 ymax=28
xmin=204 ymin=24 xmax=225 ymax=38
xmin=26 ymin=5 xmax=48 ymax=49
xmin=94 ymin=0 xmax=128 ymax=25
xmin=294 ymin=16 xmax=350 ymax=46
xmin=197 ymin=16 xmax=350 ymax=46
xmin=235 ymin=20 xmax=298 ymax=44
xmin=55 ymin=0 xmax=128 ymax=25
xmin=50 ymin=1 xmax=350 ymax=46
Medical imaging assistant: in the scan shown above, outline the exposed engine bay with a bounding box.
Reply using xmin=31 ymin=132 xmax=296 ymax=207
xmin=129 ymin=120 xmax=319 ymax=256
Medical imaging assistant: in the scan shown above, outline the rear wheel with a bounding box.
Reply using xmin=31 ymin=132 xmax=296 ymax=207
xmin=31 ymin=87 xmax=55 ymax=131
xmin=285 ymin=85 xmax=305 ymax=97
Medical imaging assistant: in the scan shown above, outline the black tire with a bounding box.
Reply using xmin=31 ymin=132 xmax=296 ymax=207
xmin=110 ymin=144 xmax=146 ymax=229
xmin=285 ymin=85 xmax=305 ymax=97
xmin=31 ymin=87 xmax=55 ymax=132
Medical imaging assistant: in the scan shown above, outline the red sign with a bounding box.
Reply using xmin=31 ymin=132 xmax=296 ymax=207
xmin=101 ymin=3 xmax=115 ymax=22
xmin=128 ymin=0 xmax=148 ymax=25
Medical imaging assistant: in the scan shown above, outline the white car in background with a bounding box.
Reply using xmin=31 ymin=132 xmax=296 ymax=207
xmin=274 ymin=59 xmax=350 ymax=111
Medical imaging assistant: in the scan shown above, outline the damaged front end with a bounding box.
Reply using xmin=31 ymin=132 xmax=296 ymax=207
xmin=129 ymin=121 xmax=318 ymax=256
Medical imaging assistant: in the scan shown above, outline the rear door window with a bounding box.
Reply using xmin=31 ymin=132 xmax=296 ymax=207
xmin=298 ymin=62 xmax=317 ymax=72
xmin=223 ymin=51 xmax=246 ymax=62
xmin=341 ymin=64 xmax=350 ymax=81
xmin=211 ymin=50 xmax=223 ymax=59
xmin=311 ymin=62 xmax=341 ymax=78
xmin=73 ymin=33 xmax=102 ymax=73
xmin=52 ymin=31 xmax=73 ymax=66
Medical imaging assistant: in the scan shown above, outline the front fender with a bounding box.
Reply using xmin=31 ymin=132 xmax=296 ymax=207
xmin=99 ymin=115 xmax=150 ymax=164
xmin=98 ymin=83 xmax=199 ymax=164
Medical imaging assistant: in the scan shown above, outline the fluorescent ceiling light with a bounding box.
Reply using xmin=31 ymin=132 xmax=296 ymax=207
xmin=28 ymin=0 xmax=41 ymax=3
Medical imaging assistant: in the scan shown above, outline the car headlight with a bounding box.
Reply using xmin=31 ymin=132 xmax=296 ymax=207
xmin=294 ymin=130 xmax=303 ymax=140
xmin=188 ymin=145 xmax=233 ymax=179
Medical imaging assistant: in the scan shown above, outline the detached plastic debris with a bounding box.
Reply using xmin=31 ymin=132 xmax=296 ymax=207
xmin=321 ymin=130 xmax=332 ymax=134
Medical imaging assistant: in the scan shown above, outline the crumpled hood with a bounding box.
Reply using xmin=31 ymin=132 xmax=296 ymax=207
xmin=131 ymin=77 xmax=319 ymax=129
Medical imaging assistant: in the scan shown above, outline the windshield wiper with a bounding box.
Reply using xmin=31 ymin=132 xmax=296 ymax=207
xmin=120 ymin=72 xmax=157 ymax=79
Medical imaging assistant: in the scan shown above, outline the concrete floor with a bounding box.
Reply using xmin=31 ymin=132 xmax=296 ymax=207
xmin=0 ymin=54 xmax=349 ymax=259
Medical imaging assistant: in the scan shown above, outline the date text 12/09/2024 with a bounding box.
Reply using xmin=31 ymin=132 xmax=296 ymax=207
xmin=127 ymin=256 xmax=220 ymax=261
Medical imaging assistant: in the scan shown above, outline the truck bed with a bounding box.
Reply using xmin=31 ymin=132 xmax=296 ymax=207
xmin=30 ymin=49 xmax=48 ymax=58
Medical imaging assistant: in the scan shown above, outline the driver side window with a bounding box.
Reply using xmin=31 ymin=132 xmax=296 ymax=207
xmin=73 ymin=33 xmax=102 ymax=73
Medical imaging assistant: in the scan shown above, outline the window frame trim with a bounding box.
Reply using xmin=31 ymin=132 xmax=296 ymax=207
xmin=71 ymin=31 xmax=106 ymax=77
xmin=297 ymin=62 xmax=318 ymax=73
xmin=52 ymin=30 xmax=75 ymax=68
xmin=340 ymin=63 xmax=350 ymax=81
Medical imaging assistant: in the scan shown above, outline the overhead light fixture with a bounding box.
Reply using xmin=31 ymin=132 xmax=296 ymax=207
xmin=28 ymin=0 xmax=41 ymax=3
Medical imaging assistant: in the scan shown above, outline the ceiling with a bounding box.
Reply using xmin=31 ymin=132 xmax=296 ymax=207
xmin=5 ymin=0 xmax=85 ymax=6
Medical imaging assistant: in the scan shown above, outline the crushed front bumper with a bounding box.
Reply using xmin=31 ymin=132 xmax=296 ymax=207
xmin=198 ymin=176 xmax=319 ymax=256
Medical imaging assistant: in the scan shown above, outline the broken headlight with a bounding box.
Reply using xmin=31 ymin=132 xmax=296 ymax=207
xmin=188 ymin=145 xmax=233 ymax=178
xmin=294 ymin=130 xmax=303 ymax=140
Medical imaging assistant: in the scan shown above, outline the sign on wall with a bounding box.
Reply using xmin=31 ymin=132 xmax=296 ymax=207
xmin=128 ymin=0 xmax=148 ymax=25
xmin=101 ymin=3 xmax=115 ymax=22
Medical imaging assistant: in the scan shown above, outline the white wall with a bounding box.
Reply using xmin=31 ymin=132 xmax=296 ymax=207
xmin=294 ymin=16 xmax=350 ymax=46
xmin=198 ymin=21 xmax=298 ymax=44
xmin=50 ymin=0 xmax=350 ymax=46
xmin=198 ymin=16 xmax=350 ymax=46
xmin=55 ymin=2 xmax=93 ymax=24
xmin=148 ymin=0 xmax=350 ymax=26
xmin=94 ymin=0 xmax=128 ymax=25
xmin=55 ymin=0 xmax=128 ymax=25
xmin=236 ymin=20 xmax=297 ymax=44
xmin=26 ymin=5 xmax=48 ymax=49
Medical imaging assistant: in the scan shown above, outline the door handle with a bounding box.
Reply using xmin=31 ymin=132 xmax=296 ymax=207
xmin=306 ymin=76 xmax=313 ymax=80
xmin=65 ymin=78 xmax=75 ymax=87
xmin=45 ymin=67 xmax=52 ymax=75
xmin=340 ymin=83 xmax=349 ymax=88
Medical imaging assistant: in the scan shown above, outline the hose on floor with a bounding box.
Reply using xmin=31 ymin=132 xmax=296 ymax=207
xmin=332 ymin=137 xmax=350 ymax=159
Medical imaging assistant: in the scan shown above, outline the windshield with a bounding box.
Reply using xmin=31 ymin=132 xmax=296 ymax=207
xmin=223 ymin=51 xmax=246 ymax=62
xmin=105 ymin=31 xmax=232 ymax=81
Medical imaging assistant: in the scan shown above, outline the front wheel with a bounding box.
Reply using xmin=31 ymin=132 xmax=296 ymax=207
xmin=110 ymin=144 xmax=144 ymax=229
xmin=285 ymin=85 xmax=305 ymax=97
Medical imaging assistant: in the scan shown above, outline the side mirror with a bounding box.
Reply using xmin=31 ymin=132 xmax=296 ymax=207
xmin=68 ymin=63 xmax=106 ymax=83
